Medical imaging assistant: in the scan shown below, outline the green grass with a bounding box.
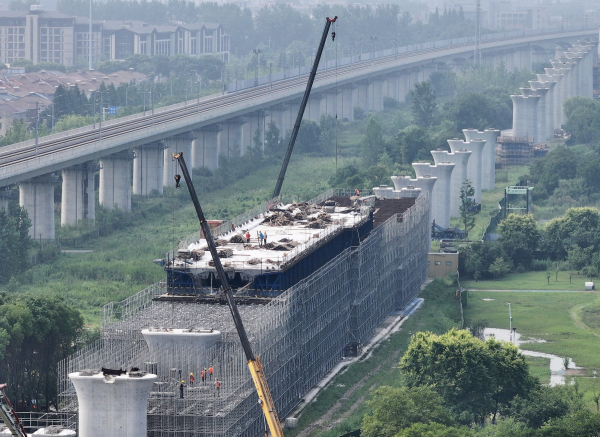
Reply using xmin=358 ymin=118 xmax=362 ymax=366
xmin=465 ymin=291 xmax=600 ymax=407
xmin=525 ymin=356 xmax=551 ymax=385
xmin=286 ymin=279 xmax=463 ymax=437
xmin=462 ymin=270 xmax=592 ymax=291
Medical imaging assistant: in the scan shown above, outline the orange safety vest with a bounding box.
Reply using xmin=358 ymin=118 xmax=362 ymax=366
xmin=209 ymin=366 xmax=213 ymax=375
xmin=190 ymin=374 xmax=194 ymax=383
xmin=201 ymin=370 xmax=205 ymax=378
xmin=216 ymin=381 xmax=220 ymax=388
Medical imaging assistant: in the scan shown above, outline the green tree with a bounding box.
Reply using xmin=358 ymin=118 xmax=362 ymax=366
xmin=264 ymin=121 xmax=281 ymax=156
xmin=400 ymin=329 xmax=536 ymax=425
xmin=0 ymin=202 xmax=32 ymax=283
xmin=488 ymin=257 xmax=511 ymax=279
xmin=361 ymin=116 xmax=385 ymax=167
xmin=498 ymin=214 xmax=540 ymax=269
xmin=508 ymin=385 xmax=583 ymax=429
xmin=539 ymin=410 xmax=600 ymax=437
xmin=459 ymin=180 xmax=476 ymax=236
xmin=409 ymin=81 xmax=437 ymax=128
xmin=0 ymin=120 xmax=31 ymax=147
xmin=543 ymin=207 xmax=600 ymax=261
xmin=361 ymin=386 xmax=453 ymax=437
xmin=394 ymin=125 xmax=430 ymax=165
xmin=396 ymin=422 xmax=474 ymax=437
xmin=445 ymin=92 xmax=511 ymax=131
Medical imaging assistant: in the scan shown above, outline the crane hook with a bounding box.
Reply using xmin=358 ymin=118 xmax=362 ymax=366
xmin=174 ymin=174 xmax=181 ymax=188
xmin=331 ymin=31 xmax=336 ymax=41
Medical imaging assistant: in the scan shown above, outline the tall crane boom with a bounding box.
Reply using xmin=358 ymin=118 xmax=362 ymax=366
xmin=272 ymin=16 xmax=337 ymax=198
xmin=172 ymin=152 xmax=284 ymax=437
xmin=0 ymin=385 xmax=27 ymax=437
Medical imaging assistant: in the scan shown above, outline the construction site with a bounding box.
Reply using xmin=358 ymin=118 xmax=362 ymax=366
xmin=56 ymin=188 xmax=430 ymax=436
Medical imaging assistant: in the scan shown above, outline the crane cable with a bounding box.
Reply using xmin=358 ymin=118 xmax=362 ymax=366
xmin=333 ymin=20 xmax=339 ymax=173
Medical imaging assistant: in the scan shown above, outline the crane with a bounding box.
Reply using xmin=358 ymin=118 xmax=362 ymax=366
xmin=172 ymin=16 xmax=338 ymax=437
xmin=173 ymin=151 xmax=284 ymax=437
xmin=0 ymin=385 xmax=27 ymax=437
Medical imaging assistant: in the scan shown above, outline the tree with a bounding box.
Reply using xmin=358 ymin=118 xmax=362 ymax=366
xmin=0 ymin=202 xmax=32 ymax=283
xmin=445 ymin=92 xmax=511 ymax=131
xmin=543 ymin=207 xmax=600 ymax=261
xmin=361 ymin=386 xmax=453 ymax=437
xmin=459 ymin=180 xmax=476 ymax=236
xmin=361 ymin=116 xmax=385 ymax=167
xmin=0 ymin=120 xmax=31 ymax=147
xmin=409 ymin=81 xmax=436 ymax=128
xmin=539 ymin=410 xmax=600 ymax=437
xmin=488 ymin=257 xmax=511 ymax=279
xmin=498 ymin=214 xmax=540 ymax=269
xmin=396 ymin=422 xmax=474 ymax=437
xmin=400 ymin=329 xmax=536 ymax=425
xmin=508 ymin=385 xmax=582 ymax=429
xmin=264 ymin=121 xmax=281 ymax=156
xmin=393 ymin=125 xmax=430 ymax=165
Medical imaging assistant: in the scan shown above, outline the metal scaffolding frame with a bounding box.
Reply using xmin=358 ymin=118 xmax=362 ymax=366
xmin=57 ymin=191 xmax=429 ymax=437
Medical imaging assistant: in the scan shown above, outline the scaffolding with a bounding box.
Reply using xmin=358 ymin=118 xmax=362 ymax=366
xmin=497 ymin=136 xmax=533 ymax=165
xmin=57 ymin=191 xmax=430 ymax=437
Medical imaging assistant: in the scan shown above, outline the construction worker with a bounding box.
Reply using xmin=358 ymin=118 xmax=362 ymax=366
xmin=263 ymin=231 xmax=267 ymax=244
xmin=189 ymin=372 xmax=194 ymax=385
xmin=245 ymin=231 xmax=251 ymax=243
xmin=202 ymin=368 xmax=206 ymax=384
xmin=355 ymin=189 xmax=360 ymax=197
xmin=215 ymin=378 xmax=220 ymax=396
xmin=259 ymin=231 xmax=264 ymax=246
xmin=209 ymin=365 xmax=213 ymax=380
xmin=180 ymin=380 xmax=185 ymax=399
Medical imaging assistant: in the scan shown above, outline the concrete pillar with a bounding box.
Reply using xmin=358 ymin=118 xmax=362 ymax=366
xmin=510 ymin=95 xmax=527 ymax=137
xmin=413 ymin=162 xmax=454 ymax=229
xmin=391 ymin=174 xmax=437 ymax=229
xmin=19 ymin=174 xmax=55 ymax=240
xmin=356 ymin=81 xmax=369 ymax=111
xmin=431 ymin=149 xmax=471 ymax=218
xmin=99 ymin=151 xmax=133 ymax=212
xmin=339 ymin=85 xmax=355 ymax=121
xmin=0 ymin=188 xmax=13 ymax=211
xmin=219 ymin=117 xmax=245 ymax=157
xmin=464 ymin=139 xmax=485 ymax=203
xmin=545 ymin=68 xmax=564 ymax=130
xmin=193 ymin=125 xmax=221 ymax=169
xmin=306 ymin=94 xmax=322 ymax=122
xmin=61 ymin=162 xmax=96 ymax=226
xmin=269 ymin=105 xmax=287 ymax=136
xmin=163 ymin=133 xmax=194 ymax=186
xmin=133 ymin=142 xmax=164 ymax=196
xmin=397 ymin=73 xmax=409 ymax=103
xmin=371 ymin=79 xmax=384 ymax=112
xmin=323 ymin=90 xmax=337 ymax=118
xmin=482 ymin=129 xmax=500 ymax=190
xmin=288 ymin=100 xmax=301 ymax=131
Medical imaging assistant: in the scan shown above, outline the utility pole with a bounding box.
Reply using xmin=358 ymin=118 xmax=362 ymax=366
xmin=253 ymin=48 xmax=262 ymax=86
xmin=99 ymin=92 xmax=103 ymax=138
xmin=88 ymin=0 xmax=93 ymax=70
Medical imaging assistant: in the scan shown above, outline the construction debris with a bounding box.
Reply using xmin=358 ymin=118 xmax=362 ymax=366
xmin=217 ymin=248 xmax=234 ymax=258
xmin=229 ymin=235 xmax=245 ymax=244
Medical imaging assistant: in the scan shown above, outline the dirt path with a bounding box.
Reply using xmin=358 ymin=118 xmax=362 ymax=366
xmin=570 ymin=303 xmax=600 ymax=339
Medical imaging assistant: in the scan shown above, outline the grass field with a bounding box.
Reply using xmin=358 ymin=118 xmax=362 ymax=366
xmin=465 ymin=290 xmax=600 ymax=407
xmin=462 ymin=270 xmax=594 ymax=291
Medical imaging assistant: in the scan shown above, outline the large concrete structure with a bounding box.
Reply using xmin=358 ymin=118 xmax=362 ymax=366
xmin=431 ymin=148 xmax=471 ymax=217
xmin=61 ymin=163 xmax=95 ymax=226
xmin=133 ymin=142 xmax=164 ymax=196
xmin=19 ymin=174 xmax=55 ymax=240
xmin=69 ymin=370 xmax=157 ymax=437
xmin=413 ymin=162 xmax=454 ymax=228
xmin=99 ymin=151 xmax=133 ymax=212
xmin=462 ymin=129 xmax=499 ymax=191
xmin=142 ymin=328 xmax=221 ymax=368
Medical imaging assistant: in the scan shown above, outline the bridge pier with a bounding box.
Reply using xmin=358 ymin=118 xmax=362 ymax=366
xmin=306 ymin=94 xmax=322 ymax=122
xmin=0 ymin=188 xmax=13 ymax=211
xmin=99 ymin=151 xmax=133 ymax=212
xmin=19 ymin=174 xmax=55 ymax=240
xmin=246 ymin=111 xmax=265 ymax=152
xmin=268 ymin=105 xmax=287 ymax=137
xmin=528 ymin=83 xmax=549 ymax=143
xmin=220 ymin=118 xmax=245 ymax=157
xmin=61 ymin=162 xmax=95 ymax=226
xmin=322 ymin=90 xmax=337 ymax=118
xmin=432 ymin=147 xmax=471 ymax=218
xmin=413 ymin=162 xmax=454 ymax=229
xmin=164 ymin=133 xmax=194 ymax=186
xmin=356 ymin=80 xmax=369 ymax=112
xmin=133 ymin=142 xmax=164 ymax=196
xmin=193 ymin=125 xmax=221 ymax=169
xmin=338 ymin=86 xmax=354 ymax=121
xmin=463 ymin=139 xmax=485 ymax=203
xmin=369 ymin=79 xmax=384 ymax=112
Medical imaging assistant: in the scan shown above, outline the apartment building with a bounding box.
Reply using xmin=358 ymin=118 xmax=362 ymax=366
xmin=0 ymin=7 xmax=229 ymax=66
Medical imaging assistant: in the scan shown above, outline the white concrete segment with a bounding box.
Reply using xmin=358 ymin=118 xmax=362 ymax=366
xmin=133 ymin=142 xmax=164 ymax=196
xmin=99 ymin=151 xmax=132 ymax=212
xmin=413 ymin=162 xmax=454 ymax=228
xmin=464 ymin=139 xmax=485 ymax=203
xmin=432 ymin=148 xmax=471 ymax=218
xmin=69 ymin=370 xmax=157 ymax=437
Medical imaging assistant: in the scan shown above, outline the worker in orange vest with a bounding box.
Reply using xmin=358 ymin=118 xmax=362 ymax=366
xmin=189 ymin=372 xmax=194 ymax=385
xmin=201 ymin=368 xmax=206 ymax=384
xmin=209 ymin=365 xmax=213 ymax=380
xmin=215 ymin=379 xmax=220 ymax=396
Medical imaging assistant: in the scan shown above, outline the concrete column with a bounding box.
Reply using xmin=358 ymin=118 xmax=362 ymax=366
xmin=397 ymin=73 xmax=409 ymax=102
xmin=61 ymin=162 xmax=96 ymax=226
xmin=431 ymin=149 xmax=471 ymax=218
xmin=219 ymin=117 xmax=245 ymax=157
xmin=193 ymin=125 xmax=221 ymax=169
xmin=306 ymin=94 xmax=322 ymax=122
xmin=482 ymin=129 xmax=500 ymax=190
xmin=464 ymin=139 xmax=485 ymax=203
xmin=19 ymin=174 xmax=55 ymax=240
xmin=337 ymin=85 xmax=354 ymax=121
xmin=413 ymin=162 xmax=454 ymax=229
xmin=133 ymin=142 xmax=164 ymax=196
xmin=510 ymin=95 xmax=527 ymax=137
xmin=99 ymin=151 xmax=133 ymax=212
xmin=391 ymin=174 xmax=437 ymax=229
xmin=384 ymin=74 xmax=398 ymax=100
xmin=269 ymin=105 xmax=287 ymax=136
xmin=163 ymin=132 xmax=194 ymax=186
xmin=371 ymin=79 xmax=384 ymax=112
xmin=545 ymin=68 xmax=564 ymax=130
xmin=322 ymin=90 xmax=337 ymax=118
xmin=356 ymin=81 xmax=369 ymax=111
xmin=0 ymin=188 xmax=13 ymax=211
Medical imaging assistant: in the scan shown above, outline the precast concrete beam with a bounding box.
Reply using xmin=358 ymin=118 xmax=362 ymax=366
xmin=431 ymin=149 xmax=470 ymax=218
xmin=193 ymin=125 xmax=221 ymax=169
xmin=413 ymin=162 xmax=454 ymax=228
xmin=19 ymin=174 xmax=55 ymax=240
xmin=133 ymin=142 xmax=164 ymax=196
xmin=99 ymin=151 xmax=133 ymax=212
xmin=164 ymin=132 xmax=194 ymax=185
xmin=61 ymin=162 xmax=96 ymax=226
